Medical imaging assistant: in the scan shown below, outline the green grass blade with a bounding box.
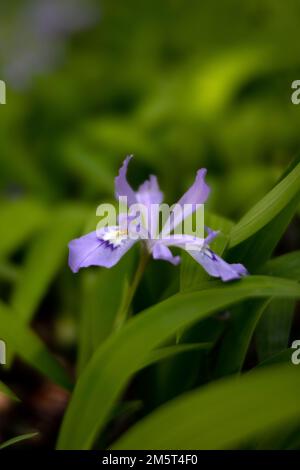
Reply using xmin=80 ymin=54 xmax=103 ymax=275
xmin=256 ymin=349 xmax=292 ymax=368
xmin=227 ymin=192 xmax=300 ymax=271
xmin=229 ymin=160 xmax=300 ymax=248
xmin=0 ymin=432 xmax=38 ymax=450
xmin=141 ymin=343 xmax=212 ymax=370
xmin=214 ymin=298 xmax=271 ymax=377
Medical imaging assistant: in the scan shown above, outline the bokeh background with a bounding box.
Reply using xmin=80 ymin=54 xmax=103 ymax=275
xmin=0 ymin=0 xmax=299 ymax=448
xmin=1 ymin=0 xmax=300 ymax=214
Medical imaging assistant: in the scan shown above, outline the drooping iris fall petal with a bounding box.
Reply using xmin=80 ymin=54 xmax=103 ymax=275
xmin=68 ymin=227 xmax=137 ymax=273
xmin=188 ymin=247 xmax=248 ymax=282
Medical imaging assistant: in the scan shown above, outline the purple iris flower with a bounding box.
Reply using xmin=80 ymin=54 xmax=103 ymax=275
xmin=69 ymin=157 xmax=248 ymax=282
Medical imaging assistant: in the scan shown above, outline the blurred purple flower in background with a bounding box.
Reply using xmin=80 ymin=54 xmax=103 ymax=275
xmin=0 ymin=0 xmax=100 ymax=89
xmin=69 ymin=157 xmax=248 ymax=282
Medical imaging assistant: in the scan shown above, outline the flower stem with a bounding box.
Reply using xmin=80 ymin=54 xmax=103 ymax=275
xmin=114 ymin=248 xmax=149 ymax=330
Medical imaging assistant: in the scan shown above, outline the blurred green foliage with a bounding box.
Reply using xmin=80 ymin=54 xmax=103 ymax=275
xmin=0 ymin=0 xmax=300 ymax=451
xmin=1 ymin=0 xmax=300 ymax=217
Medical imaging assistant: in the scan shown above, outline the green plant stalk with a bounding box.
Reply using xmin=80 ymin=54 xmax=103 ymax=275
xmin=114 ymin=247 xmax=149 ymax=330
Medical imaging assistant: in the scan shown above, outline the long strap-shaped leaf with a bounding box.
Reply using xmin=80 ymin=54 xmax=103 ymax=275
xmin=0 ymin=433 xmax=38 ymax=450
xmin=214 ymin=251 xmax=300 ymax=378
xmin=111 ymin=364 xmax=300 ymax=450
xmin=214 ymin=157 xmax=300 ymax=378
xmin=57 ymin=276 xmax=300 ymax=449
xmin=229 ymin=160 xmax=300 ymax=248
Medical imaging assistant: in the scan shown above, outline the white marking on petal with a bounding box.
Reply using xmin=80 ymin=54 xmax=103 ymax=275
xmin=100 ymin=227 xmax=128 ymax=249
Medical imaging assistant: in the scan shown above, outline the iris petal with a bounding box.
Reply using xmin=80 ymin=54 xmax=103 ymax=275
xmin=136 ymin=175 xmax=163 ymax=207
xmin=152 ymin=243 xmax=181 ymax=266
xmin=188 ymin=248 xmax=248 ymax=282
xmin=114 ymin=155 xmax=137 ymax=207
xmin=161 ymin=168 xmax=210 ymax=236
xmin=68 ymin=228 xmax=137 ymax=273
xmin=177 ymin=169 xmax=210 ymax=207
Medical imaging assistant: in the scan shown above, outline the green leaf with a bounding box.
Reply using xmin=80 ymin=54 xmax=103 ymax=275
xmin=11 ymin=205 xmax=87 ymax=324
xmin=0 ymin=381 xmax=19 ymax=401
xmin=229 ymin=160 xmax=300 ymax=248
xmin=215 ymin=251 xmax=300 ymax=378
xmin=111 ymin=364 xmax=300 ymax=450
xmin=227 ymin=192 xmax=300 ymax=271
xmin=141 ymin=343 xmax=212 ymax=370
xmin=0 ymin=199 xmax=47 ymax=260
xmin=215 ymin=163 xmax=300 ymax=378
xmin=226 ymin=157 xmax=300 ymax=272
xmin=259 ymin=251 xmax=300 ymax=280
xmin=255 ymin=251 xmax=300 ymax=362
xmin=214 ymin=298 xmax=271 ymax=377
xmin=0 ymin=301 xmax=72 ymax=391
xmin=57 ymin=275 xmax=300 ymax=449
xmin=77 ymin=252 xmax=134 ymax=375
xmin=256 ymin=349 xmax=292 ymax=368
xmin=256 ymin=299 xmax=295 ymax=362
xmin=0 ymin=432 xmax=38 ymax=450
xmin=141 ymin=338 xmax=214 ymax=408
xmin=153 ymin=317 xmax=225 ymax=407
xmin=0 ymin=262 xmax=20 ymax=284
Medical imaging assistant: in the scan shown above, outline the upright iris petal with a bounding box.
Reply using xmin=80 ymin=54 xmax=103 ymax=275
xmin=114 ymin=155 xmax=137 ymax=207
xmin=161 ymin=168 xmax=210 ymax=236
xmin=136 ymin=175 xmax=163 ymax=207
xmin=176 ymin=168 xmax=210 ymax=207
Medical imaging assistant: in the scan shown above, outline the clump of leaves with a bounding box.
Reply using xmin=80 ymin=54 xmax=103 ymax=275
xmin=1 ymin=156 xmax=300 ymax=450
